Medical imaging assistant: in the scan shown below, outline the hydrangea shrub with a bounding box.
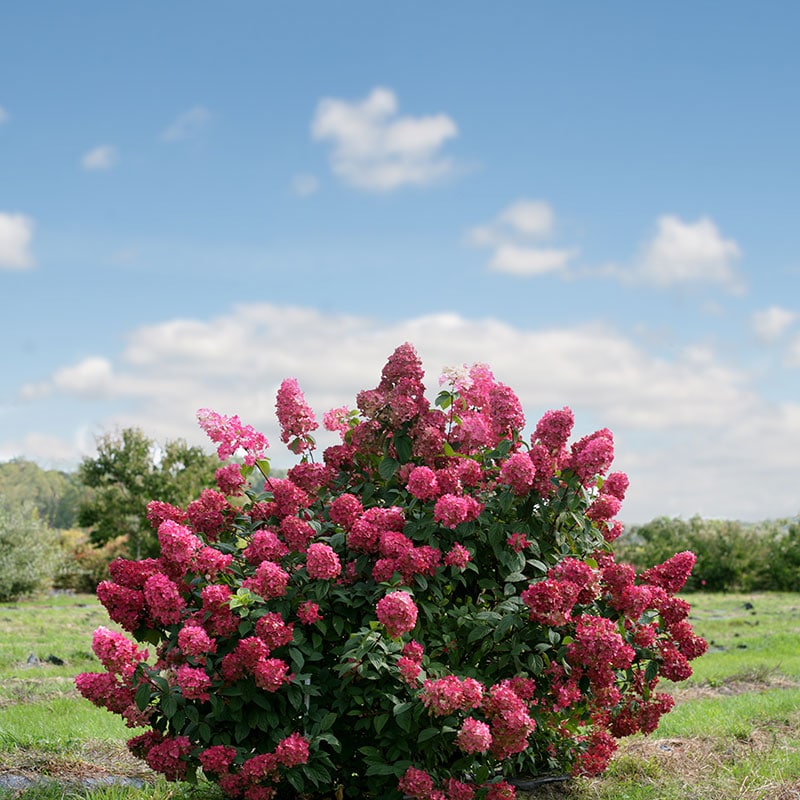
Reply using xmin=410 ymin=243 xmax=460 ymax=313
xmin=77 ymin=343 xmax=706 ymax=800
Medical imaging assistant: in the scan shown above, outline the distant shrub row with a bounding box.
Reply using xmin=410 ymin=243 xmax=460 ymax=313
xmin=2 ymin=496 xmax=798 ymax=602
xmin=615 ymin=515 xmax=800 ymax=593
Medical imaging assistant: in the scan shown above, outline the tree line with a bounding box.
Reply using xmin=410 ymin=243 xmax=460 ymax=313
xmin=615 ymin=515 xmax=800 ymax=593
xmin=1 ymin=429 xmax=798 ymax=601
xmin=0 ymin=428 xmax=220 ymax=600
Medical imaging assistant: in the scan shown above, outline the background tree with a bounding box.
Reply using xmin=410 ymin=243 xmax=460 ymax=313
xmin=0 ymin=500 xmax=60 ymax=601
xmin=0 ymin=458 xmax=81 ymax=529
xmin=78 ymin=428 xmax=219 ymax=559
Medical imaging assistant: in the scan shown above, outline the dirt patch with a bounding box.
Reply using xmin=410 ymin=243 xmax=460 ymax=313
xmin=0 ymin=741 xmax=156 ymax=786
xmin=671 ymin=673 xmax=800 ymax=703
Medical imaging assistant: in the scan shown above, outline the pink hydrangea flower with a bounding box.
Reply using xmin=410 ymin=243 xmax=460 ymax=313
xmin=403 ymin=640 xmax=424 ymax=662
xmin=177 ymin=624 xmax=216 ymax=658
xmin=96 ymin=581 xmax=144 ymax=632
xmin=521 ymin=579 xmax=579 ymax=626
xmin=406 ymin=466 xmax=440 ymax=500
xmin=297 ymin=600 xmax=323 ymax=625
xmin=569 ymin=428 xmax=615 ymax=485
xmin=91 ymin=626 xmax=148 ymax=677
xmin=276 ymin=378 xmax=318 ymax=452
xmin=305 ymin=542 xmax=342 ymax=580
xmin=586 ymin=494 xmax=622 ymax=522
xmin=186 ymin=489 xmax=230 ymax=541
xmin=641 ymin=551 xmax=697 ymax=594
xmin=244 ymin=529 xmax=289 ymax=564
xmin=456 ymin=717 xmax=492 ymax=754
xmin=328 ymin=493 xmax=363 ymax=530
xmin=602 ymin=471 xmax=629 ymax=500
xmin=158 ymin=520 xmax=202 ymax=574
xmin=280 ymin=515 xmax=315 ymax=552
xmin=197 ymin=408 xmax=269 ymax=466
xmin=253 ymin=657 xmax=292 ymax=692
xmin=575 ymin=730 xmax=617 ymax=777
xmin=193 ymin=546 xmax=233 ymax=579
xmin=243 ymin=561 xmax=290 ymax=600
xmin=274 ymin=732 xmax=309 ymax=767
xmin=444 ymin=542 xmax=471 ymax=569
xmin=533 ymin=407 xmax=574 ymax=453
xmin=484 ymin=782 xmax=516 ymax=800
xmin=445 ymin=779 xmax=476 ymax=800
xmin=499 ymin=452 xmax=536 ymax=495
xmin=323 ymin=406 xmax=352 ymax=438
xmin=198 ymin=745 xmax=237 ymax=776
xmin=144 ymin=734 xmax=193 ymax=781
xmin=75 ymin=671 xmax=134 ymax=715
xmin=215 ymin=463 xmax=246 ymax=496
xmin=397 ymin=656 xmax=422 ymax=685
xmin=287 ymin=462 xmax=333 ymax=493
xmin=398 ymin=766 xmax=434 ymax=799
xmin=255 ymin=612 xmax=294 ymax=649
xmin=176 ymin=664 xmax=212 ymax=702
xmin=376 ymin=591 xmax=418 ymax=638
xmin=433 ymin=494 xmax=483 ymax=529
xmin=439 ymin=364 xmax=473 ymax=393
xmin=143 ymin=573 xmax=185 ymax=626
xmin=488 ymin=383 xmax=525 ymax=438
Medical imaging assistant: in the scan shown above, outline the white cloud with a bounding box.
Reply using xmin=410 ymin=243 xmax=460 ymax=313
xmin=0 ymin=212 xmax=35 ymax=270
xmin=53 ymin=357 xmax=115 ymax=398
xmin=0 ymin=106 xmax=8 ymax=125
xmin=468 ymin=200 xmax=577 ymax=277
xmin=752 ymin=306 xmax=797 ymax=342
xmin=489 ymin=245 xmax=577 ymax=276
xmin=20 ymin=356 xmax=115 ymax=402
xmin=161 ymin=106 xmax=212 ymax=142
xmin=81 ymin=144 xmax=118 ymax=170
xmin=787 ymin=334 xmax=800 ymax=368
xmin=291 ymin=173 xmax=319 ymax=196
xmin=0 ymin=431 xmax=91 ymax=466
xmin=13 ymin=303 xmax=800 ymax=522
xmin=311 ymin=87 xmax=458 ymax=191
xmin=636 ymin=215 xmax=743 ymax=291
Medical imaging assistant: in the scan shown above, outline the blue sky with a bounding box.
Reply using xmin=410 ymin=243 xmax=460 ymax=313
xmin=2 ymin=2 xmax=799 ymax=523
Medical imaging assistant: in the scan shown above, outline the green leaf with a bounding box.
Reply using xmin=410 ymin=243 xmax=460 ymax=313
xmin=285 ymin=770 xmax=304 ymax=792
xmin=135 ymin=683 xmax=151 ymax=711
xmin=493 ymin=613 xmax=518 ymax=641
xmin=320 ymin=711 xmax=337 ymax=731
xmin=435 ymin=391 xmax=453 ymax=409
xmin=378 ymin=457 xmax=400 ymax=480
xmin=235 ymin=719 xmax=251 ymax=742
xmin=256 ymin=458 xmax=271 ymax=477
xmin=374 ymin=713 xmax=389 ymax=735
xmin=161 ymin=693 xmax=178 ymax=719
xmin=417 ymin=727 xmax=439 ymax=744
xmin=395 ymin=708 xmax=412 ymax=733
xmin=366 ymin=762 xmax=400 ymax=776
xmin=394 ymin=434 xmax=413 ymax=463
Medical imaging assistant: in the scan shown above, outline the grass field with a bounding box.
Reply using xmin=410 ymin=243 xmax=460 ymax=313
xmin=1 ymin=592 xmax=799 ymax=799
